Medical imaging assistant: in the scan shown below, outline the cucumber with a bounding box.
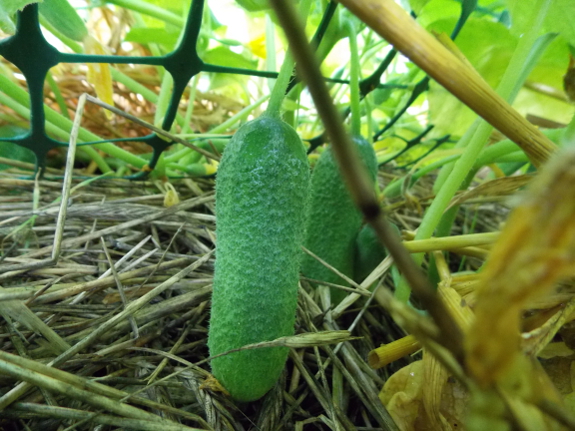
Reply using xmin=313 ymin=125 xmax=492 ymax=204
xmin=208 ymin=115 xmax=310 ymax=402
xmin=302 ymin=136 xmax=378 ymax=303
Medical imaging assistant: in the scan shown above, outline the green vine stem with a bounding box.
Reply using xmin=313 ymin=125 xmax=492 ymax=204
xmin=104 ymin=0 xmax=185 ymax=27
xmin=265 ymin=14 xmax=277 ymax=94
xmin=346 ymin=19 xmax=361 ymax=136
xmin=46 ymin=71 xmax=70 ymax=120
xmin=265 ymin=0 xmax=313 ymax=118
xmin=264 ymin=51 xmax=296 ymax=118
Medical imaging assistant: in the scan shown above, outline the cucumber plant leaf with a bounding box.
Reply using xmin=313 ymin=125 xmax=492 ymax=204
xmin=203 ymin=46 xmax=257 ymax=70
xmin=427 ymin=18 xmax=517 ymax=137
xmin=507 ymin=0 xmax=575 ymax=45
xmin=0 ymin=0 xmax=40 ymax=34
xmin=0 ymin=125 xmax=36 ymax=170
xmin=125 ymin=28 xmax=180 ymax=48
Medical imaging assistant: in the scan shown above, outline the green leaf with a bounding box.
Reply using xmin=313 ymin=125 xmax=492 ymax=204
xmin=417 ymin=0 xmax=463 ymax=29
xmin=0 ymin=0 xmax=40 ymax=34
xmin=235 ymin=0 xmax=271 ymax=12
xmin=518 ymin=35 xmax=574 ymax=124
xmin=507 ymin=0 xmax=575 ymax=44
xmin=427 ymin=18 xmax=517 ymax=137
xmin=409 ymin=0 xmax=432 ymax=15
xmin=0 ymin=125 xmax=36 ymax=170
xmin=125 ymin=27 xmax=179 ymax=48
xmin=39 ymin=0 xmax=88 ymax=42
xmin=514 ymin=85 xmax=574 ymax=126
xmin=544 ymin=0 xmax=575 ymax=45
xmin=527 ymin=34 xmax=570 ymax=88
xmin=505 ymin=0 xmax=541 ymax=35
xmin=202 ymin=46 xmax=257 ymax=70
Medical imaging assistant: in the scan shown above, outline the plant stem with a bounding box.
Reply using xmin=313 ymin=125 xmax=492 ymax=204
xmin=104 ymin=0 xmax=184 ymax=27
xmin=265 ymin=14 xmax=277 ymax=94
xmin=181 ymin=74 xmax=200 ymax=135
xmin=264 ymin=0 xmax=315 ymax=118
xmin=346 ymin=19 xmax=361 ymax=137
xmin=46 ymin=71 xmax=70 ymax=120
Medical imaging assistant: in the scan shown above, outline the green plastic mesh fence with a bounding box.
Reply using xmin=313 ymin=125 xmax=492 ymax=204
xmin=0 ymin=0 xmax=284 ymax=176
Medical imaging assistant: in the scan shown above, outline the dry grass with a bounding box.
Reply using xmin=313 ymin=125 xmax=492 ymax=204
xmin=0 ymin=156 xmax=421 ymax=430
xmin=3 ymin=144 xmax=575 ymax=430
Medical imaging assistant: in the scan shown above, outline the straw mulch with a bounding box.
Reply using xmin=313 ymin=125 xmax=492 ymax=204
xmin=0 ymin=166 xmax=421 ymax=431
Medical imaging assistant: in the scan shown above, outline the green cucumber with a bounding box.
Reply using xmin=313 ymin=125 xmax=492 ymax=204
xmin=302 ymin=136 xmax=378 ymax=303
xmin=208 ymin=115 xmax=310 ymax=401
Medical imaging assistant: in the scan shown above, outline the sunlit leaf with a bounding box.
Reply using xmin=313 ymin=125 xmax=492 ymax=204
xmin=247 ymin=33 xmax=266 ymax=59
xmin=408 ymin=0 xmax=432 ymax=15
xmin=507 ymin=0 xmax=575 ymax=45
xmin=235 ymin=0 xmax=271 ymax=12
xmin=84 ymin=35 xmax=114 ymax=120
xmin=203 ymin=45 xmax=257 ymax=70
xmin=125 ymin=27 xmax=179 ymax=48
xmin=0 ymin=0 xmax=40 ymax=34
xmin=416 ymin=0 xmax=462 ymax=29
xmin=0 ymin=125 xmax=35 ymax=170
xmin=427 ymin=18 xmax=517 ymax=137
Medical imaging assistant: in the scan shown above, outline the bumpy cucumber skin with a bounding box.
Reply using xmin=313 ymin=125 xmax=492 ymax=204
xmin=301 ymin=137 xmax=377 ymax=303
xmin=208 ymin=116 xmax=310 ymax=402
xmin=354 ymin=222 xmax=399 ymax=283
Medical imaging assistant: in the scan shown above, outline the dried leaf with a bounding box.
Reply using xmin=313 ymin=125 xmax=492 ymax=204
xmin=447 ymin=174 xmax=534 ymax=210
xmin=0 ymin=286 xmax=70 ymax=354
xmin=380 ymin=359 xmax=468 ymax=431
xmin=467 ymin=147 xmax=575 ymax=386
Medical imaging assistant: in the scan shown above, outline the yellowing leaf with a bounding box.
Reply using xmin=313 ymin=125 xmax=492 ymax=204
xmin=447 ymin=174 xmax=534 ymax=210
xmin=204 ymin=163 xmax=217 ymax=176
xmin=247 ymin=33 xmax=266 ymax=59
xmin=163 ymin=182 xmax=180 ymax=207
xmin=466 ymin=147 xmax=575 ymax=387
xmin=379 ymin=360 xmax=424 ymax=431
xmin=379 ymin=357 xmax=468 ymax=431
xmin=84 ymin=35 xmax=114 ymax=119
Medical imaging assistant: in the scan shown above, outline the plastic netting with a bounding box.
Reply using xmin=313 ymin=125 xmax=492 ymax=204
xmin=0 ymin=0 xmax=474 ymax=176
xmin=0 ymin=0 xmax=284 ymax=175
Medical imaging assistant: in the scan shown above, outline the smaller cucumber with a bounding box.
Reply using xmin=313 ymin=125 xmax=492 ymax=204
xmin=353 ymin=224 xmax=392 ymax=283
xmin=301 ymin=136 xmax=378 ymax=303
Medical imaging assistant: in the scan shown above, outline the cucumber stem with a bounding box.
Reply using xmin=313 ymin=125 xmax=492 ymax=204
xmin=264 ymin=51 xmax=295 ymax=118
xmin=264 ymin=0 xmax=313 ymax=118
